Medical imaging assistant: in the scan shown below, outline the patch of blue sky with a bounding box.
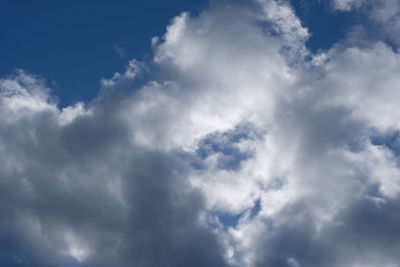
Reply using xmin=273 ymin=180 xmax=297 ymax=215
xmin=0 ymin=234 xmax=44 ymax=267
xmin=370 ymin=130 xmax=400 ymax=156
xmin=289 ymin=0 xmax=361 ymax=52
xmin=62 ymin=257 xmax=82 ymax=267
xmin=196 ymin=123 xmax=261 ymax=171
xmin=217 ymin=199 xmax=262 ymax=228
xmin=0 ymin=0 xmax=209 ymax=107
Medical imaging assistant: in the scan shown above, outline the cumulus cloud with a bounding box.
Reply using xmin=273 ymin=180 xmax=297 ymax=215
xmin=2 ymin=0 xmax=400 ymax=266
xmin=0 ymin=69 xmax=229 ymax=267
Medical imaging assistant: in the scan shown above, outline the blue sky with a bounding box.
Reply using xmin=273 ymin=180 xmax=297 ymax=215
xmin=1 ymin=0 xmax=208 ymax=106
xmin=290 ymin=0 xmax=358 ymax=51
xmin=2 ymin=0 xmax=400 ymax=266
xmin=1 ymin=0 xmax=355 ymax=107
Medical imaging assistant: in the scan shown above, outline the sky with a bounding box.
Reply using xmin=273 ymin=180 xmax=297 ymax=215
xmin=1 ymin=0 xmax=400 ymax=266
xmin=0 ymin=0 xmax=209 ymax=106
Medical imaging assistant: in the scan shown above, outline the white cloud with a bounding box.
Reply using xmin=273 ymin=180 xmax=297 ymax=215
xmin=100 ymin=59 xmax=142 ymax=87
xmin=332 ymin=0 xmax=368 ymax=10
xmin=2 ymin=0 xmax=400 ymax=266
xmin=332 ymin=0 xmax=400 ymax=46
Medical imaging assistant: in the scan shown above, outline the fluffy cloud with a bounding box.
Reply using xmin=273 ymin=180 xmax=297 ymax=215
xmin=0 ymin=70 xmax=228 ymax=267
xmin=2 ymin=0 xmax=400 ymax=267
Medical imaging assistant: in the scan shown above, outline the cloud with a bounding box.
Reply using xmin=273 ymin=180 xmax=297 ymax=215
xmin=332 ymin=0 xmax=368 ymax=10
xmin=2 ymin=0 xmax=400 ymax=266
xmin=332 ymin=0 xmax=400 ymax=46
xmin=0 ymin=71 xmax=228 ymax=267
xmin=100 ymin=59 xmax=142 ymax=87
xmin=113 ymin=45 xmax=127 ymax=59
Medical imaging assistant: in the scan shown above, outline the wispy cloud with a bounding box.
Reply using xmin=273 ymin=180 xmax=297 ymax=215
xmin=113 ymin=44 xmax=127 ymax=59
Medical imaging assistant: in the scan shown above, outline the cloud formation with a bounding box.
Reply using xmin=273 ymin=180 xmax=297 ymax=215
xmin=1 ymin=0 xmax=400 ymax=266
